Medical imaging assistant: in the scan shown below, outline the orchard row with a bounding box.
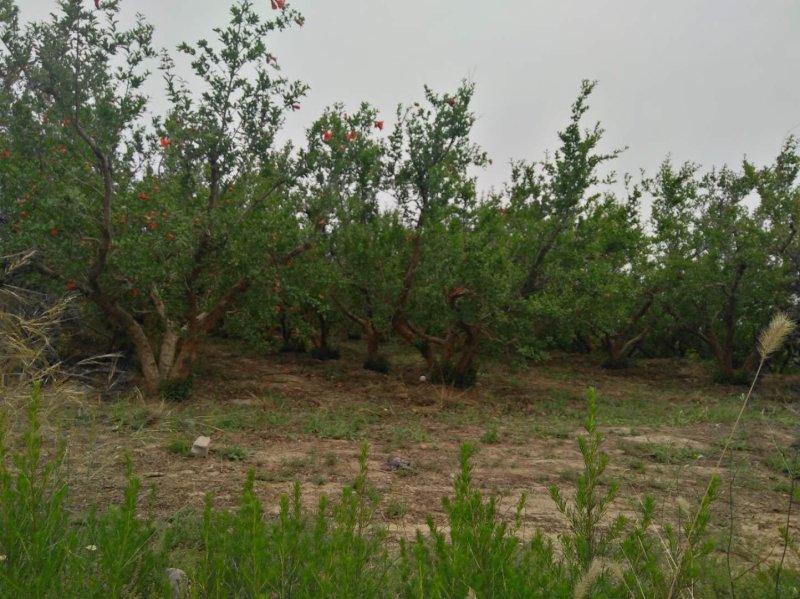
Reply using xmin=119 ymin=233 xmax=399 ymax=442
xmin=0 ymin=0 xmax=797 ymax=394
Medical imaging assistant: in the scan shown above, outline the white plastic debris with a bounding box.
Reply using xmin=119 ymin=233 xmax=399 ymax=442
xmin=191 ymin=436 xmax=211 ymax=457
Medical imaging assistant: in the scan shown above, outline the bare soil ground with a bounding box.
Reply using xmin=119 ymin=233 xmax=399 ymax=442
xmin=4 ymin=339 xmax=800 ymax=566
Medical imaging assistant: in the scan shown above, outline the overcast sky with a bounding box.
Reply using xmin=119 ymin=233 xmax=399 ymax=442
xmin=18 ymin=0 xmax=800 ymax=202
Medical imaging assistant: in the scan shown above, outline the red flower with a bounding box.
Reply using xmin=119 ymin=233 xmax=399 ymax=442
xmin=65 ymin=280 xmax=77 ymax=290
xmin=159 ymin=136 xmax=171 ymax=148
xmin=446 ymin=97 xmax=456 ymax=106
xmin=139 ymin=192 xmax=149 ymax=201
xmin=50 ymin=227 xmax=59 ymax=237
xmin=374 ymin=120 xmax=384 ymax=130
xmin=0 ymin=149 xmax=10 ymax=159
xmin=19 ymin=211 xmax=27 ymax=218
xmin=291 ymin=102 xmax=301 ymax=111
xmin=322 ymin=130 xmax=333 ymax=143
xmin=346 ymin=131 xmax=358 ymax=142
xmin=61 ymin=119 xmax=70 ymax=127
xmin=147 ymin=221 xmax=157 ymax=230
xmin=271 ymin=0 xmax=285 ymax=9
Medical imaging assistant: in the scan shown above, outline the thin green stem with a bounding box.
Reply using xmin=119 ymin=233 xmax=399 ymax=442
xmin=667 ymin=357 xmax=764 ymax=598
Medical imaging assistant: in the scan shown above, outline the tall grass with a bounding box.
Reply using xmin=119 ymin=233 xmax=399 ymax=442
xmin=664 ymin=312 xmax=798 ymax=598
xmin=0 ymin=250 xmax=69 ymax=387
xmin=0 ymin=384 xmax=168 ymax=598
xmin=194 ymin=443 xmax=389 ymax=597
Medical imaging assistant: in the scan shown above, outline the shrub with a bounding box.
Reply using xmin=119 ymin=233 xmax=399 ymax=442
xmin=712 ymin=367 xmax=753 ymax=386
xmin=428 ymin=360 xmax=478 ymax=388
xmin=0 ymin=385 xmax=168 ymax=598
xmin=311 ymin=346 xmax=341 ymax=361
xmin=159 ymin=377 xmax=193 ymax=402
xmin=550 ymin=388 xmax=626 ymax=571
xmin=280 ymin=339 xmax=308 ymax=354
xmin=193 ymin=443 xmax=389 ymax=597
xmin=363 ymin=354 xmax=390 ymax=373
xmin=399 ymin=443 xmax=571 ymax=597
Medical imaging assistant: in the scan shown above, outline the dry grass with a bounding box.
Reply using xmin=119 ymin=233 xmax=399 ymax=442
xmin=0 ymin=251 xmax=87 ymax=439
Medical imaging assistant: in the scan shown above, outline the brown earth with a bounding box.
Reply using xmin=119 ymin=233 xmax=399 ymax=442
xmin=4 ymin=339 xmax=800 ymax=566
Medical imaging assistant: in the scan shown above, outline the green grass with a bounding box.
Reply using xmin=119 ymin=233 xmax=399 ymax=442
xmin=215 ymin=446 xmax=253 ymax=461
xmin=387 ymin=423 xmax=430 ymax=447
xmin=164 ymin=438 xmax=192 ymax=458
xmin=255 ymin=470 xmax=292 ymax=483
xmin=108 ymin=401 xmax=155 ymax=432
xmin=648 ymin=443 xmax=704 ymax=464
xmin=383 ymin=499 xmax=407 ymax=520
xmin=620 ymin=440 xmax=704 ymax=465
xmin=766 ymin=452 xmax=800 ymax=479
xmin=256 ymin=453 xmax=318 ymax=482
xmin=627 ymin=458 xmax=647 ymax=472
xmin=303 ymin=410 xmax=370 ymax=440
xmin=480 ymin=424 xmax=501 ymax=444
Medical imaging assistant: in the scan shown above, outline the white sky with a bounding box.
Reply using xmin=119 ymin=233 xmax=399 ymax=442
xmin=18 ymin=0 xmax=800 ymax=202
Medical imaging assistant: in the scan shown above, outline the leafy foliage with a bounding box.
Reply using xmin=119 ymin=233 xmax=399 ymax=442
xmin=1 ymin=0 xmax=798 ymax=392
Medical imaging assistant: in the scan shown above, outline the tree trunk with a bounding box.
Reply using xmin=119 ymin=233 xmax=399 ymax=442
xmin=317 ymin=313 xmax=330 ymax=352
xmin=603 ymin=340 xmax=626 ymax=368
xmin=451 ymin=322 xmax=480 ymax=386
xmin=126 ymin=320 xmax=161 ymax=396
xmin=91 ymin=293 xmax=161 ymax=396
xmin=169 ymin=336 xmax=203 ymax=381
xmin=601 ymin=330 xmax=647 ymax=369
xmin=331 ymin=292 xmax=384 ymax=368
xmin=365 ymin=323 xmax=380 ymax=362
xmin=280 ymin=312 xmax=291 ymax=346
xmin=157 ymin=328 xmax=179 ymax=377
xmin=391 ymin=313 xmax=438 ymax=371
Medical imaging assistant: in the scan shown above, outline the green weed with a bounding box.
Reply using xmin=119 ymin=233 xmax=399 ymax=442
xmin=303 ymin=410 xmax=368 ymax=440
xmin=216 ymin=446 xmax=253 ymax=461
xmin=165 ymin=438 xmax=192 ymax=458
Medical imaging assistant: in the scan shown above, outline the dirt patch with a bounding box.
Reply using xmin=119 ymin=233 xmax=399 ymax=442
xmin=4 ymin=339 xmax=800 ymax=567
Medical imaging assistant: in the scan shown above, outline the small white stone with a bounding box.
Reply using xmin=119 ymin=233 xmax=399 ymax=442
xmin=191 ymin=436 xmax=211 ymax=457
xmin=419 ymin=375 xmax=427 ymax=382
xmin=165 ymin=568 xmax=191 ymax=598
